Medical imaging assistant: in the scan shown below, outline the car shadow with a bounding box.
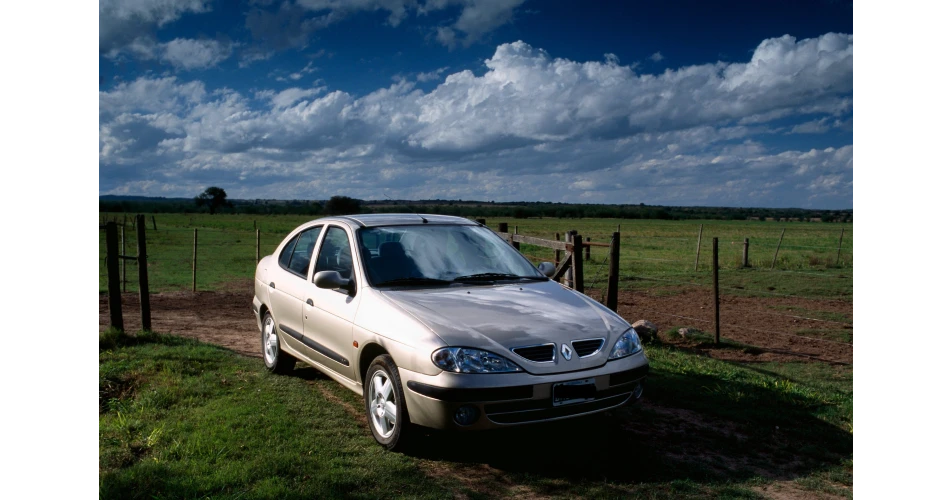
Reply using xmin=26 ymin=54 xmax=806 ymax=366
xmin=400 ymin=366 xmax=851 ymax=488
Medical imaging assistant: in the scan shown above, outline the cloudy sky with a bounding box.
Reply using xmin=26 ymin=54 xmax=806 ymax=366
xmin=99 ymin=0 xmax=853 ymax=208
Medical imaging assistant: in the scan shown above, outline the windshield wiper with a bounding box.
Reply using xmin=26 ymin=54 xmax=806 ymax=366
xmin=375 ymin=277 xmax=453 ymax=287
xmin=454 ymin=273 xmax=547 ymax=282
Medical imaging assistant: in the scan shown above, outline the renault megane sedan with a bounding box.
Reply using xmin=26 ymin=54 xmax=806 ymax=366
xmin=252 ymin=214 xmax=648 ymax=450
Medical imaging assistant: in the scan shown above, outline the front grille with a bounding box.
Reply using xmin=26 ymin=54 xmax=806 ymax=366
xmin=572 ymin=339 xmax=604 ymax=357
xmin=511 ymin=344 xmax=555 ymax=362
xmin=486 ymin=393 xmax=632 ymax=425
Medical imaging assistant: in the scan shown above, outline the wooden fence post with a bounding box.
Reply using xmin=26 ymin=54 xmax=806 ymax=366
xmin=136 ymin=214 xmax=152 ymax=331
xmin=742 ymin=238 xmax=749 ymax=268
xmin=476 ymin=218 xmax=486 ymax=225
xmin=565 ymin=230 xmax=577 ymax=287
xmin=512 ymin=226 xmax=520 ymax=251
xmin=256 ymin=229 xmax=261 ymax=263
xmin=105 ymin=222 xmax=124 ymax=332
xmin=771 ymin=228 xmax=786 ymax=269
xmin=585 ymin=237 xmax=591 ymax=261
xmin=712 ymin=237 xmax=720 ymax=345
xmin=835 ymin=228 xmax=845 ymax=265
xmin=152 ymin=215 xmax=157 ymax=230
xmin=498 ymin=222 xmax=508 ymax=234
xmin=572 ymin=233 xmax=584 ymax=293
xmin=554 ymin=232 xmax=561 ymax=263
xmin=192 ymin=228 xmax=198 ymax=292
xmin=120 ymin=225 xmax=126 ymax=293
xmin=607 ymin=231 xmax=620 ymax=312
xmin=694 ymin=224 xmax=703 ymax=271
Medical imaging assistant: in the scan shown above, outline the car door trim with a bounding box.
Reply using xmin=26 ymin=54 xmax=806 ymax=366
xmin=279 ymin=324 xmax=351 ymax=366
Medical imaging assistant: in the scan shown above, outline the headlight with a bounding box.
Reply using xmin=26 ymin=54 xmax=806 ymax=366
xmin=608 ymin=328 xmax=643 ymax=360
xmin=431 ymin=347 xmax=524 ymax=373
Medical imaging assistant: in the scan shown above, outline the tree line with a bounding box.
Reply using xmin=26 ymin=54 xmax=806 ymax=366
xmin=99 ymin=190 xmax=852 ymax=222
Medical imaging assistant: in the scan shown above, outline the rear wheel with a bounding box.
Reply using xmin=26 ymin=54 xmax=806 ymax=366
xmin=364 ymin=354 xmax=413 ymax=450
xmin=261 ymin=312 xmax=295 ymax=374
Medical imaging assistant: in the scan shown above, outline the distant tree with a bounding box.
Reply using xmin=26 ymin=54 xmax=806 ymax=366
xmin=195 ymin=187 xmax=231 ymax=215
xmin=323 ymin=195 xmax=361 ymax=215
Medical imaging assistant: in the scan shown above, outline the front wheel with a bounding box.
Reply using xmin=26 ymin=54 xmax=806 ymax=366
xmin=261 ymin=312 xmax=296 ymax=374
xmin=364 ymin=354 xmax=413 ymax=450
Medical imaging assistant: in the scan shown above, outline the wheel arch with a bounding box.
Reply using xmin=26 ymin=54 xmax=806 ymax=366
xmin=358 ymin=342 xmax=389 ymax=385
xmin=259 ymin=303 xmax=271 ymax=324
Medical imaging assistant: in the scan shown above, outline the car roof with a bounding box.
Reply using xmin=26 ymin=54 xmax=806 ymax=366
xmin=320 ymin=213 xmax=480 ymax=229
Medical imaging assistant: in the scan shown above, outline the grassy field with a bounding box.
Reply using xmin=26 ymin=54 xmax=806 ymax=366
xmin=98 ymin=213 xmax=852 ymax=300
xmin=100 ymin=330 xmax=852 ymax=499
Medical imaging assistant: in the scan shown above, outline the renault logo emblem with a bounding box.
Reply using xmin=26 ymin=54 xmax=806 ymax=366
xmin=561 ymin=344 xmax=572 ymax=361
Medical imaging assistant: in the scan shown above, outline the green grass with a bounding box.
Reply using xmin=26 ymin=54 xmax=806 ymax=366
xmin=99 ymin=213 xmax=852 ymax=301
xmin=100 ymin=330 xmax=852 ymax=498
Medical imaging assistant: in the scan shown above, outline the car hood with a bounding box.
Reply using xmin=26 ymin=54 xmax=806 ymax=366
xmin=378 ymin=280 xmax=632 ymax=374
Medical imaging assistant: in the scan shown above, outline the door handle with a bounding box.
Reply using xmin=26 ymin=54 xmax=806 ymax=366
xmin=306 ymin=299 xmax=314 ymax=306
xmin=269 ymin=282 xmax=275 ymax=288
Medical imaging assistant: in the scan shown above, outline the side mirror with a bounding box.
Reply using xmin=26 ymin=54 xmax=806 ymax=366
xmin=314 ymin=270 xmax=355 ymax=295
xmin=537 ymin=262 xmax=556 ymax=278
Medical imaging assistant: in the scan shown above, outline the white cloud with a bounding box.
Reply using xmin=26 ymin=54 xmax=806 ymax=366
xmin=297 ymin=0 xmax=416 ymax=26
xmin=650 ymin=51 xmax=664 ymax=62
xmin=100 ymin=34 xmax=853 ymax=207
xmin=102 ymin=29 xmax=234 ymax=70
xmin=161 ymin=38 xmax=233 ymax=70
xmin=429 ymin=0 xmax=526 ymax=48
xmin=270 ymin=87 xmax=327 ymax=108
xmin=416 ymin=67 xmax=449 ymax=82
xmin=100 ymin=0 xmax=210 ymax=54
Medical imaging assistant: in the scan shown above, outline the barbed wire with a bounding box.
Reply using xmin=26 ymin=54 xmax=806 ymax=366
xmin=583 ymin=235 xmax=614 ymax=292
xmin=719 ymin=287 xmax=852 ymax=301
xmin=723 ymin=324 xmax=853 ymax=347
xmin=621 ymin=274 xmax=708 ymax=288
xmin=636 ymin=308 xmax=714 ymax=325
xmin=632 ymin=308 xmax=851 ymax=347
xmin=720 ymin=268 xmax=852 ymax=279
xmin=628 ymin=256 xmax=686 ymax=263
xmin=619 ymin=275 xmax=851 ymax=303
xmin=720 ymin=307 xmax=852 ymax=326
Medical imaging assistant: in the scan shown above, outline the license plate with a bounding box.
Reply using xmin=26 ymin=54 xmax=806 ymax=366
xmin=552 ymin=378 xmax=596 ymax=406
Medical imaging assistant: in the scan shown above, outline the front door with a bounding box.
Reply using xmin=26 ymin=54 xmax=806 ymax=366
xmin=303 ymin=225 xmax=360 ymax=379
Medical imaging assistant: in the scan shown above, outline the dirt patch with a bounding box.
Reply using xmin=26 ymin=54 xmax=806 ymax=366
xmin=755 ymin=480 xmax=850 ymax=500
xmin=100 ymin=285 xmax=851 ymax=365
xmin=613 ymin=288 xmax=852 ymax=365
xmin=99 ymin=288 xmax=261 ymax=358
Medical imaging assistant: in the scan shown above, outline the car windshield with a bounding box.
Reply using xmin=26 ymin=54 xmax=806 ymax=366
xmin=356 ymin=224 xmax=544 ymax=286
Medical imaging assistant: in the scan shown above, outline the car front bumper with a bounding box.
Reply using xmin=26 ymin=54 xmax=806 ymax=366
xmin=398 ymin=351 xmax=648 ymax=430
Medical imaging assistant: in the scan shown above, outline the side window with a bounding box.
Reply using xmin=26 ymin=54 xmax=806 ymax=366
xmin=278 ymin=234 xmax=299 ymax=269
xmin=316 ymin=227 xmax=354 ymax=280
xmin=280 ymin=226 xmax=322 ymax=278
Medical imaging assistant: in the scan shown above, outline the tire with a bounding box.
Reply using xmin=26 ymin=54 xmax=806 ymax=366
xmin=261 ymin=312 xmax=296 ymax=374
xmin=364 ymin=354 xmax=414 ymax=450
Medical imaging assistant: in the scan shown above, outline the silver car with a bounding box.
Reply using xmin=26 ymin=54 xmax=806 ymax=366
xmin=252 ymin=214 xmax=648 ymax=449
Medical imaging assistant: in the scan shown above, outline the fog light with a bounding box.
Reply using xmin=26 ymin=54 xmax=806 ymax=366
xmin=632 ymin=381 xmax=644 ymax=400
xmin=453 ymin=405 xmax=480 ymax=426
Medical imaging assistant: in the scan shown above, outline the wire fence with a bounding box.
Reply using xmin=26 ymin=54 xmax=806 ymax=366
xmin=507 ymin=222 xmax=852 ymax=364
xmin=99 ymin=214 xmax=853 ymax=363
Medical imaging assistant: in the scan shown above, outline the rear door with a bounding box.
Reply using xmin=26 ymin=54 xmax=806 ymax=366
xmin=269 ymin=225 xmax=323 ymax=349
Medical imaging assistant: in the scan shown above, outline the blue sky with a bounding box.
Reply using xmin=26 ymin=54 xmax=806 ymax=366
xmin=99 ymin=0 xmax=853 ymax=208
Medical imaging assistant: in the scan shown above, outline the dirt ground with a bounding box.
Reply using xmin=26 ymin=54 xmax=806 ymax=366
xmin=99 ymin=283 xmax=852 ymax=365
